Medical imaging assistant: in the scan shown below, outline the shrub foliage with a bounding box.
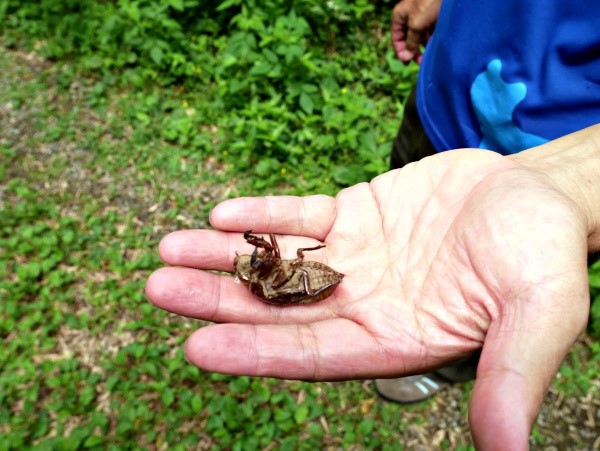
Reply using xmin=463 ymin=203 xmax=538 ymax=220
xmin=1 ymin=0 xmax=418 ymax=190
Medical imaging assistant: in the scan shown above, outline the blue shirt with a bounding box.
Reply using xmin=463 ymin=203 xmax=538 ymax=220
xmin=417 ymin=1 xmax=600 ymax=154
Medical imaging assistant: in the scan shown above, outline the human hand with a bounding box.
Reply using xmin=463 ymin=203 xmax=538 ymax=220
xmin=391 ymin=0 xmax=441 ymax=64
xmin=146 ymin=148 xmax=593 ymax=448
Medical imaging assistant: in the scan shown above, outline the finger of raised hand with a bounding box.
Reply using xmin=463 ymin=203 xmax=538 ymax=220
xmin=209 ymin=195 xmax=336 ymax=241
xmin=391 ymin=3 xmax=411 ymax=61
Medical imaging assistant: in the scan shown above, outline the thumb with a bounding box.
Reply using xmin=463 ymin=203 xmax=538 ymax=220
xmin=468 ymin=287 xmax=589 ymax=450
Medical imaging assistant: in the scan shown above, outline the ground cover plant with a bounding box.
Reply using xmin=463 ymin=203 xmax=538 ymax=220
xmin=1 ymin=1 xmax=599 ymax=449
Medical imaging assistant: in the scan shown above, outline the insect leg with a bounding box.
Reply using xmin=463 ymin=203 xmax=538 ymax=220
xmin=269 ymin=234 xmax=281 ymax=259
xmin=250 ymin=247 xmax=259 ymax=266
xmin=244 ymin=230 xmax=273 ymax=253
xmin=270 ymin=267 xmax=292 ymax=288
xmin=299 ymin=269 xmax=316 ymax=296
xmin=296 ymin=244 xmax=325 ymax=260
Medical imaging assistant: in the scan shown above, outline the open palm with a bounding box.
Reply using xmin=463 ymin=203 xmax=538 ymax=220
xmin=147 ymin=149 xmax=590 ymax=448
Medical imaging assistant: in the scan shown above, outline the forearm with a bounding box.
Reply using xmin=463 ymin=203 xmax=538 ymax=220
xmin=509 ymin=124 xmax=600 ymax=251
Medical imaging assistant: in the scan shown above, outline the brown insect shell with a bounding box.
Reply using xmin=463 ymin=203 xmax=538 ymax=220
xmin=233 ymin=253 xmax=344 ymax=305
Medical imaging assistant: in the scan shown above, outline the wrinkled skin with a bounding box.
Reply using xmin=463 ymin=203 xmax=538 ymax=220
xmin=147 ymin=149 xmax=591 ymax=449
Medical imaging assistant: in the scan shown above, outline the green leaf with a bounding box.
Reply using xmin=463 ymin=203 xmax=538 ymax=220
xmin=293 ymin=404 xmax=309 ymax=423
xmin=228 ymin=376 xmax=250 ymax=393
xmin=333 ymin=164 xmax=368 ymax=186
xmin=274 ymin=408 xmax=291 ymax=422
xmin=83 ymin=435 xmax=105 ymax=448
xmin=150 ymin=47 xmax=164 ymax=65
xmin=249 ymin=61 xmax=271 ymax=75
xmin=62 ymin=229 xmax=75 ymax=245
xmin=217 ymin=0 xmax=241 ymax=11
xmin=589 ymin=273 xmax=600 ymax=288
xmin=124 ymin=4 xmax=140 ymax=22
xmin=32 ymin=411 xmax=50 ymax=439
xmin=255 ymin=158 xmax=279 ymax=177
xmin=191 ymin=394 xmax=203 ymax=413
xmin=161 ymin=388 xmax=175 ymax=406
xmin=359 ymin=418 xmax=375 ymax=435
xmin=80 ymin=386 xmax=96 ymax=406
xmin=84 ymin=55 xmax=104 ymax=70
xmin=299 ymin=93 xmax=314 ymax=114
xmin=168 ymin=0 xmax=184 ymax=11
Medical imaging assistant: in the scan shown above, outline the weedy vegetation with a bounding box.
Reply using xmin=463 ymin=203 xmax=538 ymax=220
xmin=1 ymin=0 xmax=598 ymax=449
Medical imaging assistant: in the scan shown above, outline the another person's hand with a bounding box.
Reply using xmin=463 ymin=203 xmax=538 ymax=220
xmin=391 ymin=0 xmax=442 ymax=63
xmin=147 ymin=133 xmax=599 ymax=448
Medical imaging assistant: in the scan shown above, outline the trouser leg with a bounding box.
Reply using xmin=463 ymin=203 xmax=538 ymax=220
xmin=390 ymin=89 xmax=438 ymax=170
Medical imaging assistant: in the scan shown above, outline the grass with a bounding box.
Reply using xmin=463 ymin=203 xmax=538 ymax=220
xmin=1 ymin=10 xmax=599 ymax=449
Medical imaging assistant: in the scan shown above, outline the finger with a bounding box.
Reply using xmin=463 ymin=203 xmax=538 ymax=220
xmin=184 ymin=320 xmax=398 ymax=380
xmin=394 ymin=43 xmax=417 ymax=64
xmin=391 ymin=20 xmax=407 ymax=46
xmin=158 ymin=229 xmax=334 ymax=271
xmin=403 ymin=28 xmax=424 ymax=60
xmin=209 ymin=195 xmax=336 ymax=241
xmin=158 ymin=229 xmax=236 ymax=270
xmin=392 ymin=21 xmax=421 ymax=62
xmin=146 ymin=267 xmax=347 ymax=324
xmin=468 ymin=281 xmax=590 ymax=449
xmin=391 ymin=4 xmax=410 ymax=61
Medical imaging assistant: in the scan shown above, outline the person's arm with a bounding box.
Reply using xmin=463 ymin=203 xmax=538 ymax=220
xmin=510 ymin=124 xmax=600 ymax=251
